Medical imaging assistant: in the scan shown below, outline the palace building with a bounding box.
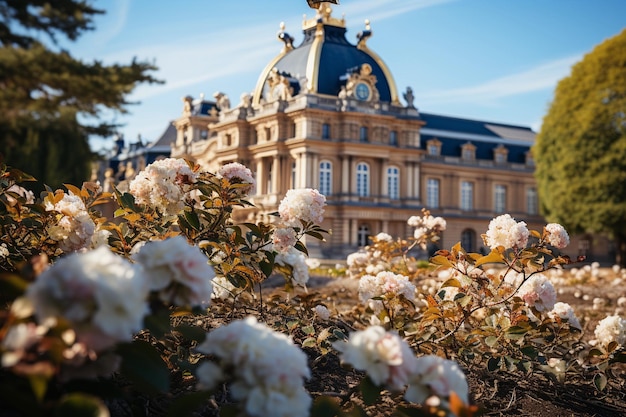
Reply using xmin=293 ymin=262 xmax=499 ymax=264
xmin=161 ymin=2 xmax=607 ymax=261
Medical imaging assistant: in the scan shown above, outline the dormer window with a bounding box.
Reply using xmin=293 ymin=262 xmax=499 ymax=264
xmin=426 ymin=138 xmax=442 ymax=156
xmin=494 ymin=144 xmax=508 ymax=164
xmin=525 ymin=151 xmax=535 ymax=167
xmin=461 ymin=142 xmax=476 ymax=161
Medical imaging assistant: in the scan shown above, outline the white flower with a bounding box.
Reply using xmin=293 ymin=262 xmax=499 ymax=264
xmin=544 ymin=223 xmax=570 ymax=249
xmin=278 ymin=188 xmax=326 ymax=226
xmin=374 ymin=232 xmax=393 ymax=242
xmin=211 ymin=276 xmax=238 ymax=300
xmin=594 ymin=315 xmax=626 ymax=348
xmin=548 ymin=302 xmax=581 ymax=329
xmin=196 ymin=317 xmax=311 ymax=417
xmin=133 ymin=236 xmax=215 ymax=307
xmin=484 ymin=214 xmax=529 ymax=250
xmin=334 ymin=326 xmax=417 ymax=391
xmin=129 ymin=158 xmax=197 ymax=216
xmin=218 ymin=162 xmax=256 ymax=195
xmin=358 ymin=271 xmax=415 ymax=314
xmin=272 ymin=227 xmax=297 ymax=253
xmin=314 ymin=305 xmax=330 ymax=321
xmin=25 ymin=246 xmax=149 ymax=352
xmin=5 ymin=184 xmax=35 ymax=206
xmin=1 ymin=323 xmax=43 ymax=367
xmin=275 ymin=246 xmax=309 ymax=287
xmin=517 ymin=274 xmax=557 ymax=312
xmin=405 ymin=355 xmax=469 ymax=404
xmin=0 ymin=243 xmax=8 ymax=258
xmin=45 ymin=192 xmax=96 ymax=252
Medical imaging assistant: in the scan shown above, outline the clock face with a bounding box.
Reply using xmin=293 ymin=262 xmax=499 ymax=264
xmin=355 ymin=82 xmax=371 ymax=101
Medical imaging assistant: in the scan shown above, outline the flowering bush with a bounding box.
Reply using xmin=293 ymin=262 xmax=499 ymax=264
xmin=1 ymin=159 xmax=625 ymax=416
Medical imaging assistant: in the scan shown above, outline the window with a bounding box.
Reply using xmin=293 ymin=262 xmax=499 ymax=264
xmin=224 ymin=133 xmax=232 ymax=146
xmin=264 ymin=127 xmax=272 ymax=142
xmin=319 ymin=161 xmax=332 ymax=196
xmin=387 ymin=166 xmax=400 ymax=200
xmin=526 ymin=152 xmax=535 ymax=167
xmin=426 ymin=138 xmax=441 ymax=156
xmin=494 ymin=184 xmax=507 ymax=213
xmin=360 ymin=126 xmax=368 ymax=142
xmin=322 ymin=123 xmax=330 ymax=140
xmin=461 ymin=229 xmax=476 ymax=252
xmin=356 ymin=162 xmax=370 ymax=197
xmin=427 ymin=178 xmax=440 ymax=208
xmin=461 ymin=142 xmax=476 ymax=161
xmin=526 ymin=187 xmax=538 ymax=215
xmin=390 ymin=130 xmax=398 ymax=146
xmin=494 ymin=145 xmax=508 ymax=164
xmin=461 ymin=181 xmax=473 ymax=211
xmin=357 ymin=224 xmax=370 ymax=247
xmin=200 ymin=130 xmax=208 ymax=140
xmin=266 ymin=162 xmax=272 ymax=194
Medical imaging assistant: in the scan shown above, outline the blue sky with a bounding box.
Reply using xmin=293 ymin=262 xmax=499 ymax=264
xmin=67 ymin=0 xmax=626 ymax=152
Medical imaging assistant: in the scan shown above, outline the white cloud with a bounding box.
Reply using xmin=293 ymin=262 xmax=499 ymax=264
xmin=418 ymin=55 xmax=581 ymax=105
xmin=342 ymin=0 xmax=457 ymax=24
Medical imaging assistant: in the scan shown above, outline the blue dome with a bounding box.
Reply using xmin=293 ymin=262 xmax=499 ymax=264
xmin=252 ymin=4 xmax=399 ymax=105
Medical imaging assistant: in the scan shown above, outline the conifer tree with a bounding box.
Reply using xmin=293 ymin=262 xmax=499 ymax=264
xmin=0 ymin=0 xmax=161 ymax=188
xmin=534 ymin=29 xmax=626 ymax=265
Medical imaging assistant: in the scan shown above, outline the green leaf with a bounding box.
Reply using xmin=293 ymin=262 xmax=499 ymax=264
xmin=520 ymin=345 xmax=538 ymax=359
xmin=173 ymin=324 xmax=207 ymax=343
xmin=302 ymin=325 xmax=315 ymax=335
xmin=143 ymin=310 xmax=172 ymax=339
xmin=166 ymin=391 xmax=210 ymax=417
xmin=487 ymin=356 xmax=501 ymax=372
xmin=302 ymin=337 xmax=317 ymax=348
xmin=485 ymin=336 xmax=498 ymax=347
xmin=116 ymin=340 xmax=170 ymax=394
xmin=311 ymin=396 xmax=342 ymax=417
xmin=54 ymin=393 xmax=109 ymax=417
xmin=593 ymin=373 xmax=607 ymax=391
xmin=332 ymin=329 xmax=348 ymax=341
xmin=359 ymin=376 xmax=381 ymax=405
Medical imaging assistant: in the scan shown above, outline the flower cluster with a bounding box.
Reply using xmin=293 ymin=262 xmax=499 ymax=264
xmin=45 ymin=191 xmax=96 ymax=252
xmin=407 ymin=212 xmax=446 ymax=248
xmin=24 ymin=246 xmax=149 ymax=352
xmin=544 ymin=223 xmax=570 ymax=249
xmin=132 ymin=236 xmax=215 ymax=307
xmin=517 ymin=273 xmax=557 ymax=312
xmin=358 ymin=271 xmax=416 ymax=314
xmin=548 ymin=302 xmax=582 ymax=329
xmin=129 ymin=158 xmax=198 ymax=216
xmin=594 ymin=315 xmax=626 ymax=349
xmin=334 ymin=326 xmax=417 ymax=391
xmin=275 ymin=246 xmax=310 ymax=287
xmin=278 ymin=188 xmax=326 ymax=227
xmin=405 ymin=355 xmax=469 ymax=405
xmin=195 ymin=317 xmax=311 ymax=417
xmin=218 ymin=162 xmax=256 ymax=196
xmin=483 ymin=214 xmax=529 ymax=250
xmin=272 ymin=227 xmax=297 ymax=253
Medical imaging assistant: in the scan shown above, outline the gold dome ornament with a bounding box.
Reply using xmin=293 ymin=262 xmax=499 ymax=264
xmin=307 ymin=0 xmax=339 ymax=8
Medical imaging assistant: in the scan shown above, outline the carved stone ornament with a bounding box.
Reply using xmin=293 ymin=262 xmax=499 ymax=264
xmin=307 ymin=0 xmax=339 ymax=8
xmin=344 ymin=63 xmax=379 ymax=102
xmin=266 ymin=67 xmax=293 ymax=102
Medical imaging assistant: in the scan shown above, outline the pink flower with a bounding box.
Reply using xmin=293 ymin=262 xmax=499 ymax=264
xmin=544 ymin=223 xmax=570 ymax=249
xmin=517 ymin=274 xmax=557 ymax=312
xmin=406 ymin=355 xmax=468 ymax=404
xmin=278 ymin=188 xmax=326 ymax=226
xmin=272 ymin=227 xmax=297 ymax=253
xmin=218 ymin=162 xmax=256 ymax=195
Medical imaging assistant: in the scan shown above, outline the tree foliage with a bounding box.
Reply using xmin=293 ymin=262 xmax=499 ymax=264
xmin=0 ymin=0 xmax=161 ymax=189
xmin=534 ymin=29 xmax=626 ymax=264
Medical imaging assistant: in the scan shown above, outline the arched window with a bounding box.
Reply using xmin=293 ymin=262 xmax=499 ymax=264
xmin=356 ymin=162 xmax=370 ymax=197
xmin=387 ymin=166 xmax=400 ymax=200
xmin=319 ymin=160 xmax=332 ymax=196
xmin=461 ymin=229 xmax=476 ymax=252
xmin=358 ymin=224 xmax=370 ymax=247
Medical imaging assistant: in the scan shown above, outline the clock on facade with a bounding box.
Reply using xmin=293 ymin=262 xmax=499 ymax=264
xmin=355 ymin=82 xmax=371 ymax=101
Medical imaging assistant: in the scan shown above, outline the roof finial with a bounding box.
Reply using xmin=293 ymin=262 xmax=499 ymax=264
xmin=277 ymin=21 xmax=294 ymax=52
xmin=357 ymin=19 xmax=373 ymax=49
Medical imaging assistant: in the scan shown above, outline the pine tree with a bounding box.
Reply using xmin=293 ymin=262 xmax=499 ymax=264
xmin=0 ymin=0 xmax=161 ymax=189
xmin=534 ymin=29 xmax=626 ymax=265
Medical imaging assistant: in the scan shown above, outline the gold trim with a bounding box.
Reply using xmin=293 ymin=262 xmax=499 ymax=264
xmin=357 ymin=44 xmax=400 ymax=105
xmin=252 ymin=50 xmax=289 ymax=106
xmin=305 ymin=22 xmax=325 ymax=93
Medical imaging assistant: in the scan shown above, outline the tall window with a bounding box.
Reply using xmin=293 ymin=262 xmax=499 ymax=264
xmin=461 ymin=229 xmax=476 ymax=252
xmin=427 ymin=178 xmax=440 ymax=208
xmin=357 ymin=224 xmax=370 ymax=247
xmin=360 ymin=126 xmax=368 ymax=142
xmin=356 ymin=162 xmax=370 ymax=197
xmin=322 ymin=123 xmax=330 ymax=140
xmin=387 ymin=166 xmax=400 ymax=200
xmin=526 ymin=187 xmax=538 ymax=215
xmin=319 ymin=161 xmax=332 ymax=196
xmin=390 ymin=130 xmax=398 ymax=146
xmin=494 ymin=184 xmax=507 ymax=213
xmin=460 ymin=181 xmax=473 ymax=211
